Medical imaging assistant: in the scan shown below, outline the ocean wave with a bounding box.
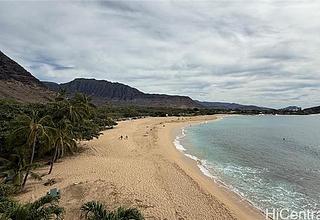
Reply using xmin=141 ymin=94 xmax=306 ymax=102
xmin=181 ymin=128 xmax=186 ymax=137
xmin=184 ymin=153 xmax=199 ymax=161
xmin=197 ymin=163 xmax=215 ymax=179
xmin=173 ymin=138 xmax=186 ymax=151
xmin=173 ymin=128 xmax=187 ymax=151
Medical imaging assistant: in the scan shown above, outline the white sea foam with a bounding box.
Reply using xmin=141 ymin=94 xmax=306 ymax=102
xmin=184 ymin=153 xmax=199 ymax=161
xmin=173 ymin=138 xmax=186 ymax=151
xmin=173 ymin=127 xmax=187 ymax=151
xmin=197 ymin=163 xmax=215 ymax=179
xmin=180 ymin=128 xmax=186 ymax=139
xmin=174 ymin=126 xmax=220 ymax=181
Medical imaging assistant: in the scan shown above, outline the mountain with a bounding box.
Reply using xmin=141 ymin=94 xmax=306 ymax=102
xmin=0 ymin=51 xmax=54 ymax=102
xmin=303 ymin=106 xmax=320 ymax=114
xmin=196 ymin=101 xmax=274 ymax=111
xmin=43 ymin=78 xmax=201 ymax=108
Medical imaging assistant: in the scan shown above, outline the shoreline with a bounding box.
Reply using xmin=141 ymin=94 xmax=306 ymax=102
xmin=17 ymin=115 xmax=265 ymax=219
xmin=168 ymin=115 xmax=266 ymax=220
xmin=163 ymin=115 xmax=265 ymax=220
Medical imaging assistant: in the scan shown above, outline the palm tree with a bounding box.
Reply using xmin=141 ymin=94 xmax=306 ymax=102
xmin=47 ymin=93 xmax=94 ymax=175
xmin=55 ymin=89 xmax=67 ymax=102
xmin=0 ymin=154 xmax=26 ymax=187
xmin=0 ymin=194 xmax=64 ymax=219
xmin=59 ymin=94 xmax=90 ymax=125
xmin=57 ymin=93 xmax=100 ymax=140
xmin=81 ymin=201 xmax=144 ymax=220
xmin=0 ymin=154 xmax=41 ymax=188
xmin=48 ymin=120 xmax=76 ymax=175
xmin=0 ymin=182 xmax=17 ymax=198
xmin=11 ymin=111 xmax=53 ymax=189
xmin=72 ymin=93 xmax=95 ymax=113
xmin=54 ymin=93 xmax=90 ymax=130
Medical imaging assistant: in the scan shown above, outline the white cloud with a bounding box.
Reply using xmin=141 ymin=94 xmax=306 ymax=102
xmin=0 ymin=0 xmax=319 ymax=108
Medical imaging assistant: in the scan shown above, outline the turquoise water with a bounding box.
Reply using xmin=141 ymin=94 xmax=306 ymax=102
xmin=176 ymin=115 xmax=320 ymax=213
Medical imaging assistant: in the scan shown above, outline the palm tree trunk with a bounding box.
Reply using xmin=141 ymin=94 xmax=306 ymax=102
xmin=55 ymin=148 xmax=60 ymax=162
xmin=22 ymin=135 xmax=37 ymax=189
xmin=48 ymin=142 xmax=59 ymax=175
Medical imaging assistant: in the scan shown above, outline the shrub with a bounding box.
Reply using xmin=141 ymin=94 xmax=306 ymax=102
xmin=81 ymin=201 xmax=144 ymax=220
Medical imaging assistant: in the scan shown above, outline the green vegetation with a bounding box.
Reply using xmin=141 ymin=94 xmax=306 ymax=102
xmin=0 ymin=195 xmax=144 ymax=220
xmin=0 ymin=93 xmax=116 ymax=191
xmin=81 ymin=201 xmax=144 ymax=220
xmin=12 ymin=111 xmax=53 ymax=189
xmin=0 ymin=194 xmax=64 ymax=220
xmin=96 ymin=104 xmax=279 ymax=119
xmin=97 ymin=105 xmax=214 ymax=119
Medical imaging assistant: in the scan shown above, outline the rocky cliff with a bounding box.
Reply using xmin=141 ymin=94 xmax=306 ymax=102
xmin=44 ymin=78 xmax=200 ymax=108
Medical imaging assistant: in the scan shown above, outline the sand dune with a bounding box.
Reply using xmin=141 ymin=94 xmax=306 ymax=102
xmin=17 ymin=116 xmax=264 ymax=220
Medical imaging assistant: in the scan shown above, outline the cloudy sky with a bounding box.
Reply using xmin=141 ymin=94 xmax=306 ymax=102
xmin=0 ymin=1 xmax=319 ymax=108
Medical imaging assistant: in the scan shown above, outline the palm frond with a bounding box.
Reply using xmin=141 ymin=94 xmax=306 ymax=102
xmin=0 ymin=195 xmax=63 ymax=220
xmin=0 ymin=197 xmax=23 ymax=219
xmin=81 ymin=201 xmax=144 ymax=220
xmin=30 ymin=195 xmax=59 ymax=210
xmin=81 ymin=201 xmax=109 ymax=220
xmin=112 ymin=207 xmax=144 ymax=220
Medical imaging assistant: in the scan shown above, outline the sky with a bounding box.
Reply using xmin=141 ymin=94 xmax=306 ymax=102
xmin=0 ymin=1 xmax=319 ymax=108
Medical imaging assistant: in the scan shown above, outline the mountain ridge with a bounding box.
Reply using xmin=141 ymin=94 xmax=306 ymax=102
xmin=1 ymin=50 xmax=318 ymax=113
xmin=43 ymin=78 xmax=201 ymax=108
xmin=0 ymin=50 xmax=54 ymax=102
xmin=196 ymin=101 xmax=274 ymax=111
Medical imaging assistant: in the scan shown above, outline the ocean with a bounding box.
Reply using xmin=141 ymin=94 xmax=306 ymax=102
xmin=174 ymin=115 xmax=320 ymax=215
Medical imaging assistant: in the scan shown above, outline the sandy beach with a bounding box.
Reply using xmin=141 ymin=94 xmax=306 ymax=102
xmin=17 ymin=116 xmax=265 ymax=220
